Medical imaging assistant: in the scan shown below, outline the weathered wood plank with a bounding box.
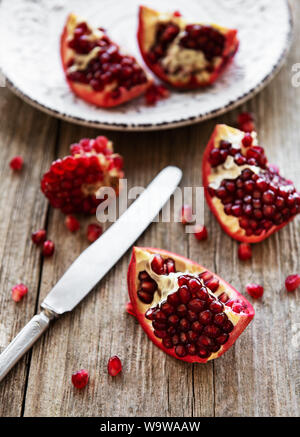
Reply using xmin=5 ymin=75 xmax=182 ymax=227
xmin=0 ymin=88 xmax=58 ymax=416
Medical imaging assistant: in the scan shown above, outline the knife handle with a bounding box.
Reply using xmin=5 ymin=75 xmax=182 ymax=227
xmin=0 ymin=311 xmax=54 ymax=382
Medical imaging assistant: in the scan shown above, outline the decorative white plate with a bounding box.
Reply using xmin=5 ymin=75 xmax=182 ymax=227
xmin=0 ymin=0 xmax=293 ymax=131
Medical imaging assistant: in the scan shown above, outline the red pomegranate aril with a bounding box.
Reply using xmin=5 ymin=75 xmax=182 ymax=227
xmin=216 ymin=333 xmax=229 ymax=345
xmin=195 ymin=286 xmax=209 ymax=301
xmin=151 ymin=254 xmax=164 ymax=274
xmin=168 ymin=314 xmax=179 ymax=325
xmin=262 ymin=190 xmax=275 ymax=205
xmin=246 ymin=283 xmax=264 ymax=299
xmin=137 ymin=290 xmax=153 ymax=304
xmin=209 ymin=300 xmax=223 ymax=313
xmin=187 ymin=310 xmax=198 ymax=322
xmin=145 ymin=307 xmax=158 ymax=320
xmin=175 ymin=345 xmax=187 ymax=357
xmin=32 ymin=229 xmax=46 ymax=245
xmin=205 ymin=277 xmax=220 ymax=292
xmin=198 ymin=310 xmax=212 ymax=325
xmin=223 ymin=320 xmax=234 ymax=333
xmin=87 ymin=223 xmax=102 ymax=242
xmin=72 ymin=369 xmax=89 ymax=388
xmin=188 ymin=298 xmax=206 ymax=313
xmin=178 ymin=285 xmax=191 ymax=303
xmin=161 ymin=302 xmax=174 ymax=315
xmin=162 ymin=337 xmax=173 ymax=349
xmin=108 ymin=355 xmax=122 ymax=376
xmin=167 ymin=292 xmax=180 ymax=306
xmin=238 ymin=243 xmax=252 ymax=261
xmin=214 ymin=312 xmax=228 ymax=326
xmin=10 ymin=156 xmax=24 ymax=171
xmin=167 ymin=326 xmax=176 ymax=336
xmin=172 ymin=334 xmax=180 ymax=346
xmin=181 ymin=204 xmax=193 ymax=224
xmin=198 ymin=347 xmax=211 ymax=359
xmin=65 ymin=215 xmax=80 ymax=232
xmin=178 ymin=275 xmax=189 ymax=286
xmin=198 ymin=335 xmax=214 ymax=348
xmin=176 ymin=303 xmax=188 ymax=317
xmin=186 ymin=343 xmax=197 ymax=355
xmin=154 ymin=329 xmax=168 ymax=339
xmin=139 ymin=270 xmax=150 ymax=281
xmin=154 ymin=310 xmax=167 ymax=322
xmin=285 ymin=274 xmax=300 ymax=292
xmin=191 ymin=321 xmax=203 ymax=333
xmin=179 ymin=318 xmax=190 ymax=332
xmin=242 ymin=133 xmax=253 ymax=147
xmin=153 ymin=320 xmax=167 ymax=331
xmin=203 ymin=324 xmax=221 ymax=338
xmin=218 ymin=292 xmax=229 ymax=303
xmin=11 ymin=283 xmax=28 ymax=302
xmin=141 ymin=280 xmax=157 ymax=293
xmin=232 ymin=302 xmax=243 ymax=313
xmin=194 ymin=225 xmax=208 ymax=241
xmin=188 ymin=277 xmax=201 ymax=292
xmin=43 ymin=240 xmax=55 ymax=257
xmin=187 ymin=330 xmax=198 ymax=343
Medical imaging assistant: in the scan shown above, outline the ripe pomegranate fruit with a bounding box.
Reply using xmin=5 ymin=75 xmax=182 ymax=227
xmin=203 ymin=124 xmax=300 ymax=243
xmin=10 ymin=156 xmax=23 ymax=171
xmin=285 ymin=274 xmax=300 ymax=292
xmin=107 ymin=356 xmax=122 ymax=376
xmin=71 ymin=369 xmax=89 ymax=389
xmin=128 ymin=247 xmax=254 ymax=363
xmin=61 ymin=14 xmax=151 ymax=107
xmin=11 ymin=284 xmax=28 ymax=302
xmin=41 ymin=136 xmax=123 ymax=215
xmin=138 ymin=6 xmax=238 ymax=89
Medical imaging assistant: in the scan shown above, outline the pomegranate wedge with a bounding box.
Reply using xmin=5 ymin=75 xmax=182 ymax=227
xmin=138 ymin=6 xmax=238 ymax=89
xmin=203 ymin=124 xmax=300 ymax=243
xmin=61 ymin=13 xmax=151 ymax=107
xmin=128 ymin=247 xmax=254 ymax=363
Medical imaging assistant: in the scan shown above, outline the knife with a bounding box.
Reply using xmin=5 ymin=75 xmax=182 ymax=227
xmin=0 ymin=166 xmax=182 ymax=382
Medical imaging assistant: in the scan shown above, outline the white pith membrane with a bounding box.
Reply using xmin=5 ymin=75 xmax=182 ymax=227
xmin=134 ymin=248 xmax=247 ymax=360
xmin=140 ymin=7 xmax=231 ymax=85
xmin=206 ymin=125 xmax=298 ymax=238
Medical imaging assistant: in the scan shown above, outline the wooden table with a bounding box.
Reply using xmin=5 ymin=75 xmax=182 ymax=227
xmin=0 ymin=2 xmax=299 ymax=418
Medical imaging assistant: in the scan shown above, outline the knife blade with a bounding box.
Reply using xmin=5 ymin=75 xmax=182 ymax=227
xmin=0 ymin=166 xmax=182 ymax=381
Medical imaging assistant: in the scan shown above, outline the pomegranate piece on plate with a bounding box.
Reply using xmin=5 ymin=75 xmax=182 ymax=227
xmin=203 ymin=124 xmax=300 ymax=243
xmin=138 ymin=6 xmax=239 ymax=89
xmin=61 ymin=13 xmax=151 ymax=107
xmin=41 ymin=136 xmax=124 ymax=215
xmin=128 ymin=247 xmax=254 ymax=363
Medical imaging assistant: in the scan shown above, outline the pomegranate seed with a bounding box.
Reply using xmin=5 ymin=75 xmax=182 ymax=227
xmin=175 ymin=345 xmax=187 ymax=357
xmin=65 ymin=215 xmax=80 ymax=232
xmin=246 ymin=283 xmax=264 ymax=299
xmin=31 ymin=229 xmax=46 ymax=245
xmin=107 ymin=355 xmax=122 ymax=376
xmin=43 ymin=240 xmax=55 ymax=257
xmin=242 ymin=133 xmax=253 ymax=147
xmin=194 ymin=225 xmax=208 ymax=241
xmin=87 ymin=223 xmax=102 ymax=242
xmin=232 ymin=302 xmax=243 ymax=313
xmin=238 ymin=243 xmax=252 ymax=261
xmin=11 ymin=283 xmax=28 ymax=302
xmin=71 ymin=369 xmax=89 ymax=389
xmin=285 ymin=274 xmax=300 ymax=292
xmin=151 ymin=254 xmax=164 ymax=274
xmin=181 ymin=204 xmax=193 ymax=224
xmin=10 ymin=156 xmax=23 ymax=171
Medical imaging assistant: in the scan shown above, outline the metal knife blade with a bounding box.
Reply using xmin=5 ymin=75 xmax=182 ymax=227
xmin=42 ymin=165 xmax=182 ymax=315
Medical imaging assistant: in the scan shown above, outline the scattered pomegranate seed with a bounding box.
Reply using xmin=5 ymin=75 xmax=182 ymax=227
xmin=31 ymin=229 xmax=46 ymax=245
xmin=173 ymin=10 xmax=181 ymax=17
xmin=246 ymin=283 xmax=264 ymax=299
xmin=87 ymin=223 xmax=102 ymax=242
xmin=107 ymin=355 xmax=122 ymax=376
xmin=181 ymin=204 xmax=193 ymax=224
xmin=65 ymin=215 xmax=80 ymax=232
xmin=11 ymin=283 xmax=28 ymax=302
xmin=194 ymin=225 xmax=208 ymax=241
xmin=237 ymin=112 xmax=255 ymax=132
xmin=43 ymin=240 xmax=55 ymax=257
xmin=285 ymin=274 xmax=300 ymax=292
xmin=238 ymin=243 xmax=252 ymax=261
xmin=145 ymin=83 xmax=170 ymax=106
xmin=10 ymin=156 xmax=23 ymax=171
xmin=242 ymin=133 xmax=253 ymax=148
xmin=71 ymin=369 xmax=89 ymax=389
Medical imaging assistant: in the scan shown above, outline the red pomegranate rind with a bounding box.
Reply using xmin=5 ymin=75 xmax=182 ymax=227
xmin=138 ymin=6 xmax=239 ymax=89
xmin=128 ymin=247 xmax=254 ymax=363
xmin=61 ymin=14 xmax=151 ymax=107
xmin=202 ymin=125 xmax=300 ymax=243
xmin=41 ymin=136 xmax=123 ymax=215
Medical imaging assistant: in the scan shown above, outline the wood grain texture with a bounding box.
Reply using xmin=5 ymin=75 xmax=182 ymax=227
xmin=0 ymin=0 xmax=300 ymax=418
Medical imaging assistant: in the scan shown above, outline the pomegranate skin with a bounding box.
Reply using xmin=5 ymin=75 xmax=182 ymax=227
xmin=138 ymin=6 xmax=239 ymax=89
xmin=128 ymin=247 xmax=254 ymax=364
xmin=202 ymin=124 xmax=300 ymax=243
